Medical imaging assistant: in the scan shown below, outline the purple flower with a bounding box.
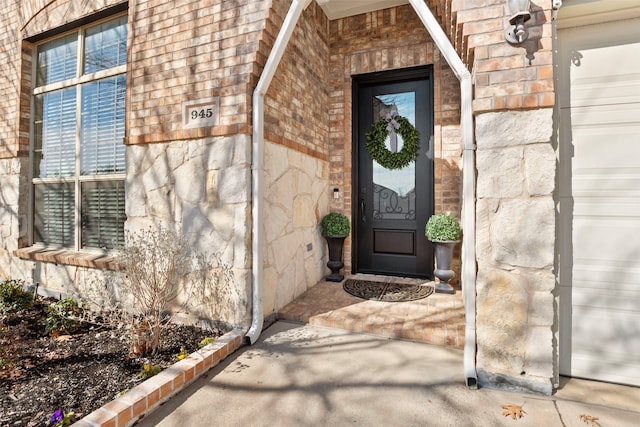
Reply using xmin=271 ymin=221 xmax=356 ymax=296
xmin=50 ymin=410 xmax=63 ymax=424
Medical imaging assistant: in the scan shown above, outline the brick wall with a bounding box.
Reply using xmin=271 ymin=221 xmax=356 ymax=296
xmin=126 ymin=0 xmax=272 ymax=145
xmin=0 ymin=1 xmax=26 ymax=159
xmin=264 ymin=1 xmax=330 ymax=161
xmin=3 ymin=0 xmax=276 ymax=148
xmin=328 ymin=5 xmax=463 ymax=273
xmin=452 ymin=0 xmax=554 ymax=112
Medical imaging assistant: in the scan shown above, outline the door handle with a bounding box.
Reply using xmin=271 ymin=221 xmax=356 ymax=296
xmin=360 ymin=200 xmax=365 ymax=223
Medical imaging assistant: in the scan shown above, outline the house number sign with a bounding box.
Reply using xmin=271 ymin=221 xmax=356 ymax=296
xmin=182 ymin=97 xmax=220 ymax=129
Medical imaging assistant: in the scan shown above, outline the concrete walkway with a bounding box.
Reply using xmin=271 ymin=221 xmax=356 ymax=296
xmin=138 ymin=322 xmax=640 ymax=427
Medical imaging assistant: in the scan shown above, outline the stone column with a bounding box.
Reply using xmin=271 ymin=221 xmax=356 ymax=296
xmin=474 ymin=108 xmax=556 ymax=394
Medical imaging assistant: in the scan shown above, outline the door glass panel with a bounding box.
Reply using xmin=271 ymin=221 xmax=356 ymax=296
xmin=372 ymin=92 xmax=416 ymax=220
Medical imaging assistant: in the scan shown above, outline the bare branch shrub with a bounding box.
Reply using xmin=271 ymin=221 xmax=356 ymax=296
xmin=70 ymin=227 xmax=234 ymax=356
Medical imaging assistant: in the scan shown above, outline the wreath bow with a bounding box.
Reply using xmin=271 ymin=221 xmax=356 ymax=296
xmin=385 ymin=112 xmax=400 ymax=133
xmin=365 ymin=114 xmax=420 ymax=170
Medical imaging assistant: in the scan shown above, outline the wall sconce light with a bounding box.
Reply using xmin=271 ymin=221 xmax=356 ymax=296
xmin=333 ymin=188 xmax=340 ymax=199
xmin=505 ymin=0 xmax=531 ymax=44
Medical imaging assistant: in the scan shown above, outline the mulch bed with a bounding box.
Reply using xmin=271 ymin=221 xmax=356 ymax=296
xmin=0 ymin=299 xmax=228 ymax=426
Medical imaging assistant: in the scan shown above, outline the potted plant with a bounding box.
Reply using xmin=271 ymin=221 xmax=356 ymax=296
xmin=321 ymin=212 xmax=350 ymax=282
xmin=425 ymin=213 xmax=462 ymax=294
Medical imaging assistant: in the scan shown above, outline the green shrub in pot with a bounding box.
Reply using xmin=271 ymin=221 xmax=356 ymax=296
xmin=425 ymin=213 xmax=461 ymax=242
xmin=320 ymin=213 xmax=350 ymax=238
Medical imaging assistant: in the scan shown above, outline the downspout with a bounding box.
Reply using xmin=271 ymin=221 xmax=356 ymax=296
xmin=246 ymin=0 xmax=313 ymax=345
xmin=408 ymin=0 xmax=478 ymax=388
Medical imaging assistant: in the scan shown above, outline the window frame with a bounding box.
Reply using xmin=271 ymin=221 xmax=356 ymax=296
xmin=29 ymin=13 xmax=127 ymax=253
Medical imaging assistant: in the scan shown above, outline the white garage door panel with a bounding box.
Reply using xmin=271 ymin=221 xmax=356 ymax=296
xmin=561 ymin=20 xmax=640 ymax=109
xmin=559 ymin=16 xmax=640 ymax=386
xmin=571 ymin=304 xmax=640 ymax=385
xmin=561 ymin=102 xmax=640 ymax=199
xmin=569 ymin=53 xmax=640 ymax=107
xmin=574 ymin=218 xmax=640 ymax=262
xmin=571 ymin=102 xmax=640 ymax=127
xmin=574 ymin=199 xmax=640 ymax=217
xmin=571 ymin=285 xmax=640 ymax=312
xmin=570 ymin=104 xmax=640 ymax=171
xmin=573 ymin=178 xmax=640 ymax=198
xmin=571 ymin=356 xmax=640 ymax=386
xmin=573 ymin=304 xmax=639 ymax=352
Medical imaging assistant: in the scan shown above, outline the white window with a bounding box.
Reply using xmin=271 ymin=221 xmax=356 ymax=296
xmin=32 ymin=15 xmax=127 ymax=250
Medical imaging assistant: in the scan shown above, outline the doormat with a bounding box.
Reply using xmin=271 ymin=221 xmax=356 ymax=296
xmin=343 ymin=279 xmax=434 ymax=302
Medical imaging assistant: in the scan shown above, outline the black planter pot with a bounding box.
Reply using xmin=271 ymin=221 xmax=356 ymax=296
xmin=433 ymin=240 xmax=459 ymax=294
xmin=324 ymin=235 xmax=346 ymax=282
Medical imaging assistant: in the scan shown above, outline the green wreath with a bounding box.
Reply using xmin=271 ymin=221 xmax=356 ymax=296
xmin=365 ymin=115 xmax=420 ymax=170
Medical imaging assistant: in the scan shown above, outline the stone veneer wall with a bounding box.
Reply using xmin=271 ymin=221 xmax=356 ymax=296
xmin=263 ymin=142 xmax=328 ymax=315
xmin=261 ymin=2 xmax=331 ymax=315
xmin=0 ymin=158 xmax=30 ymax=280
xmin=125 ymin=135 xmax=252 ymax=326
xmin=475 ymin=109 xmax=556 ymax=394
xmin=328 ymin=5 xmax=463 ymax=275
xmin=120 ymin=0 xmax=276 ymax=326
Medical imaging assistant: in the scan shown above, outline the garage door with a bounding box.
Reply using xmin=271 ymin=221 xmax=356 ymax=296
xmin=558 ymin=17 xmax=640 ymax=386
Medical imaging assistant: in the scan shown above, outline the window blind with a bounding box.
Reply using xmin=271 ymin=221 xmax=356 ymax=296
xmin=34 ymin=183 xmax=75 ymax=247
xmin=80 ymin=75 xmax=126 ymax=175
xmin=84 ymin=15 xmax=127 ymax=74
xmin=34 ymin=88 xmax=77 ymax=178
xmin=36 ymin=33 xmax=77 ymax=86
xmin=81 ymin=181 xmax=125 ymax=249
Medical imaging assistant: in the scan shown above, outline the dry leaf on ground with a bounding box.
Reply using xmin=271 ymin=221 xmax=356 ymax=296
xmin=580 ymin=414 xmax=601 ymax=427
xmin=501 ymin=403 xmax=526 ymax=420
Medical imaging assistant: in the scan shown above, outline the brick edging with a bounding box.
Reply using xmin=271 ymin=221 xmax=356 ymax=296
xmin=71 ymin=329 xmax=246 ymax=427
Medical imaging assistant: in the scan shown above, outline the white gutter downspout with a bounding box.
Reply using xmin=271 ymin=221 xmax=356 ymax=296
xmin=408 ymin=0 xmax=478 ymax=388
xmin=246 ymin=0 xmax=313 ymax=345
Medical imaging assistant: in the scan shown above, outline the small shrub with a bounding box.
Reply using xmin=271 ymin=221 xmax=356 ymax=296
xmin=176 ymin=346 xmax=188 ymax=360
xmin=320 ymin=213 xmax=350 ymax=237
xmin=74 ymin=226 xmax=234 ymax=357
xmin=425 ymin=213 xmax=462 ymax=242
xmin=198 ymin=336 xmax=216 ymax=348
xmin=138 ymin=363 xmax=162 ymax=380
xmin=46 ymin=298 xmax=84 ymax=335
xmin=113 ymin=227 xmax=208 ymax=355
xmin=0 ymin=279 xmax=33 ymax=313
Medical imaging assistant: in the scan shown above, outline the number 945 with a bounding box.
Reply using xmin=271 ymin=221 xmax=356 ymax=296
xmin=191 ymin=108 xmax=213 ymax=120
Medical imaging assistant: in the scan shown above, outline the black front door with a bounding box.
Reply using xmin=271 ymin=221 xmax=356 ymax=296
xmin=353 ymin=67 xmax=434 ymax=278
